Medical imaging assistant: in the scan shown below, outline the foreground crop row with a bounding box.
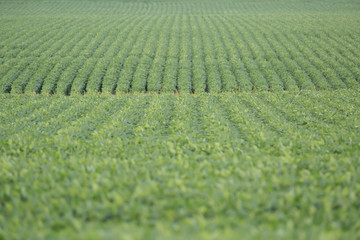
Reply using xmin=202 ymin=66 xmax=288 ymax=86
xmin=0 ymin=0 xmax=360 ymax=94
xmin=1 ymin=90 xmax=360 ymax=239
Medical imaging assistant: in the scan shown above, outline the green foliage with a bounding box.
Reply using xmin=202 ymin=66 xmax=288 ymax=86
xmin=1 ymin=90 xmax=360 ymax=239
xmin=0 ymin=0 xmax=359 ymax=94
xmin=1 ymin=0 xmax=360 ymax=239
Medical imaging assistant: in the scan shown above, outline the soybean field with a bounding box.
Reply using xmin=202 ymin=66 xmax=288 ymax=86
xmin=1 ymin=0 xmax=360 ymax=94
xmin=1 ymin=0 xmax=360 ymax=239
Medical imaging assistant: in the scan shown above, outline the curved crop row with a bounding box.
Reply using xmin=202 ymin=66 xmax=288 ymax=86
xmin=177 ymin=15 xmax=192 ymax=93
xmin=116 ymin=16 xmax=157 ymax=93
xmin=147 ymin=17 xmax=174 ymax=93
xmin=132 ymin=16 xmax=167 ymax=93
xmin=162 ymin=16 xmax=180 ymax=93
xmin=190 ymin=16 xmax=207 ymax=93
xmin=101 ymin=16 xmax=147 ymax=94
xmin=1 ymin=8 xmax=360 ymax=94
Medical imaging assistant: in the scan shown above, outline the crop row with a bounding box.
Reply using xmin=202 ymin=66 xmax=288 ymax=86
xmin=2 ymin=0 xmax=359 ymax=16
xmin=1 ymin=11 xmax=359 ymax=94
xmin=1 ymin=90 xmax=360 ymax=238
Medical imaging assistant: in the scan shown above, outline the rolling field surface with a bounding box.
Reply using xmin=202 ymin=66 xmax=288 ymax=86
xmin=0 ymin=0 xmax=360 ymax=94
xmin=1 ymin=90 xmax=360 ymax=239
xmin=1 ymin=0 xmax=360 ymax=239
